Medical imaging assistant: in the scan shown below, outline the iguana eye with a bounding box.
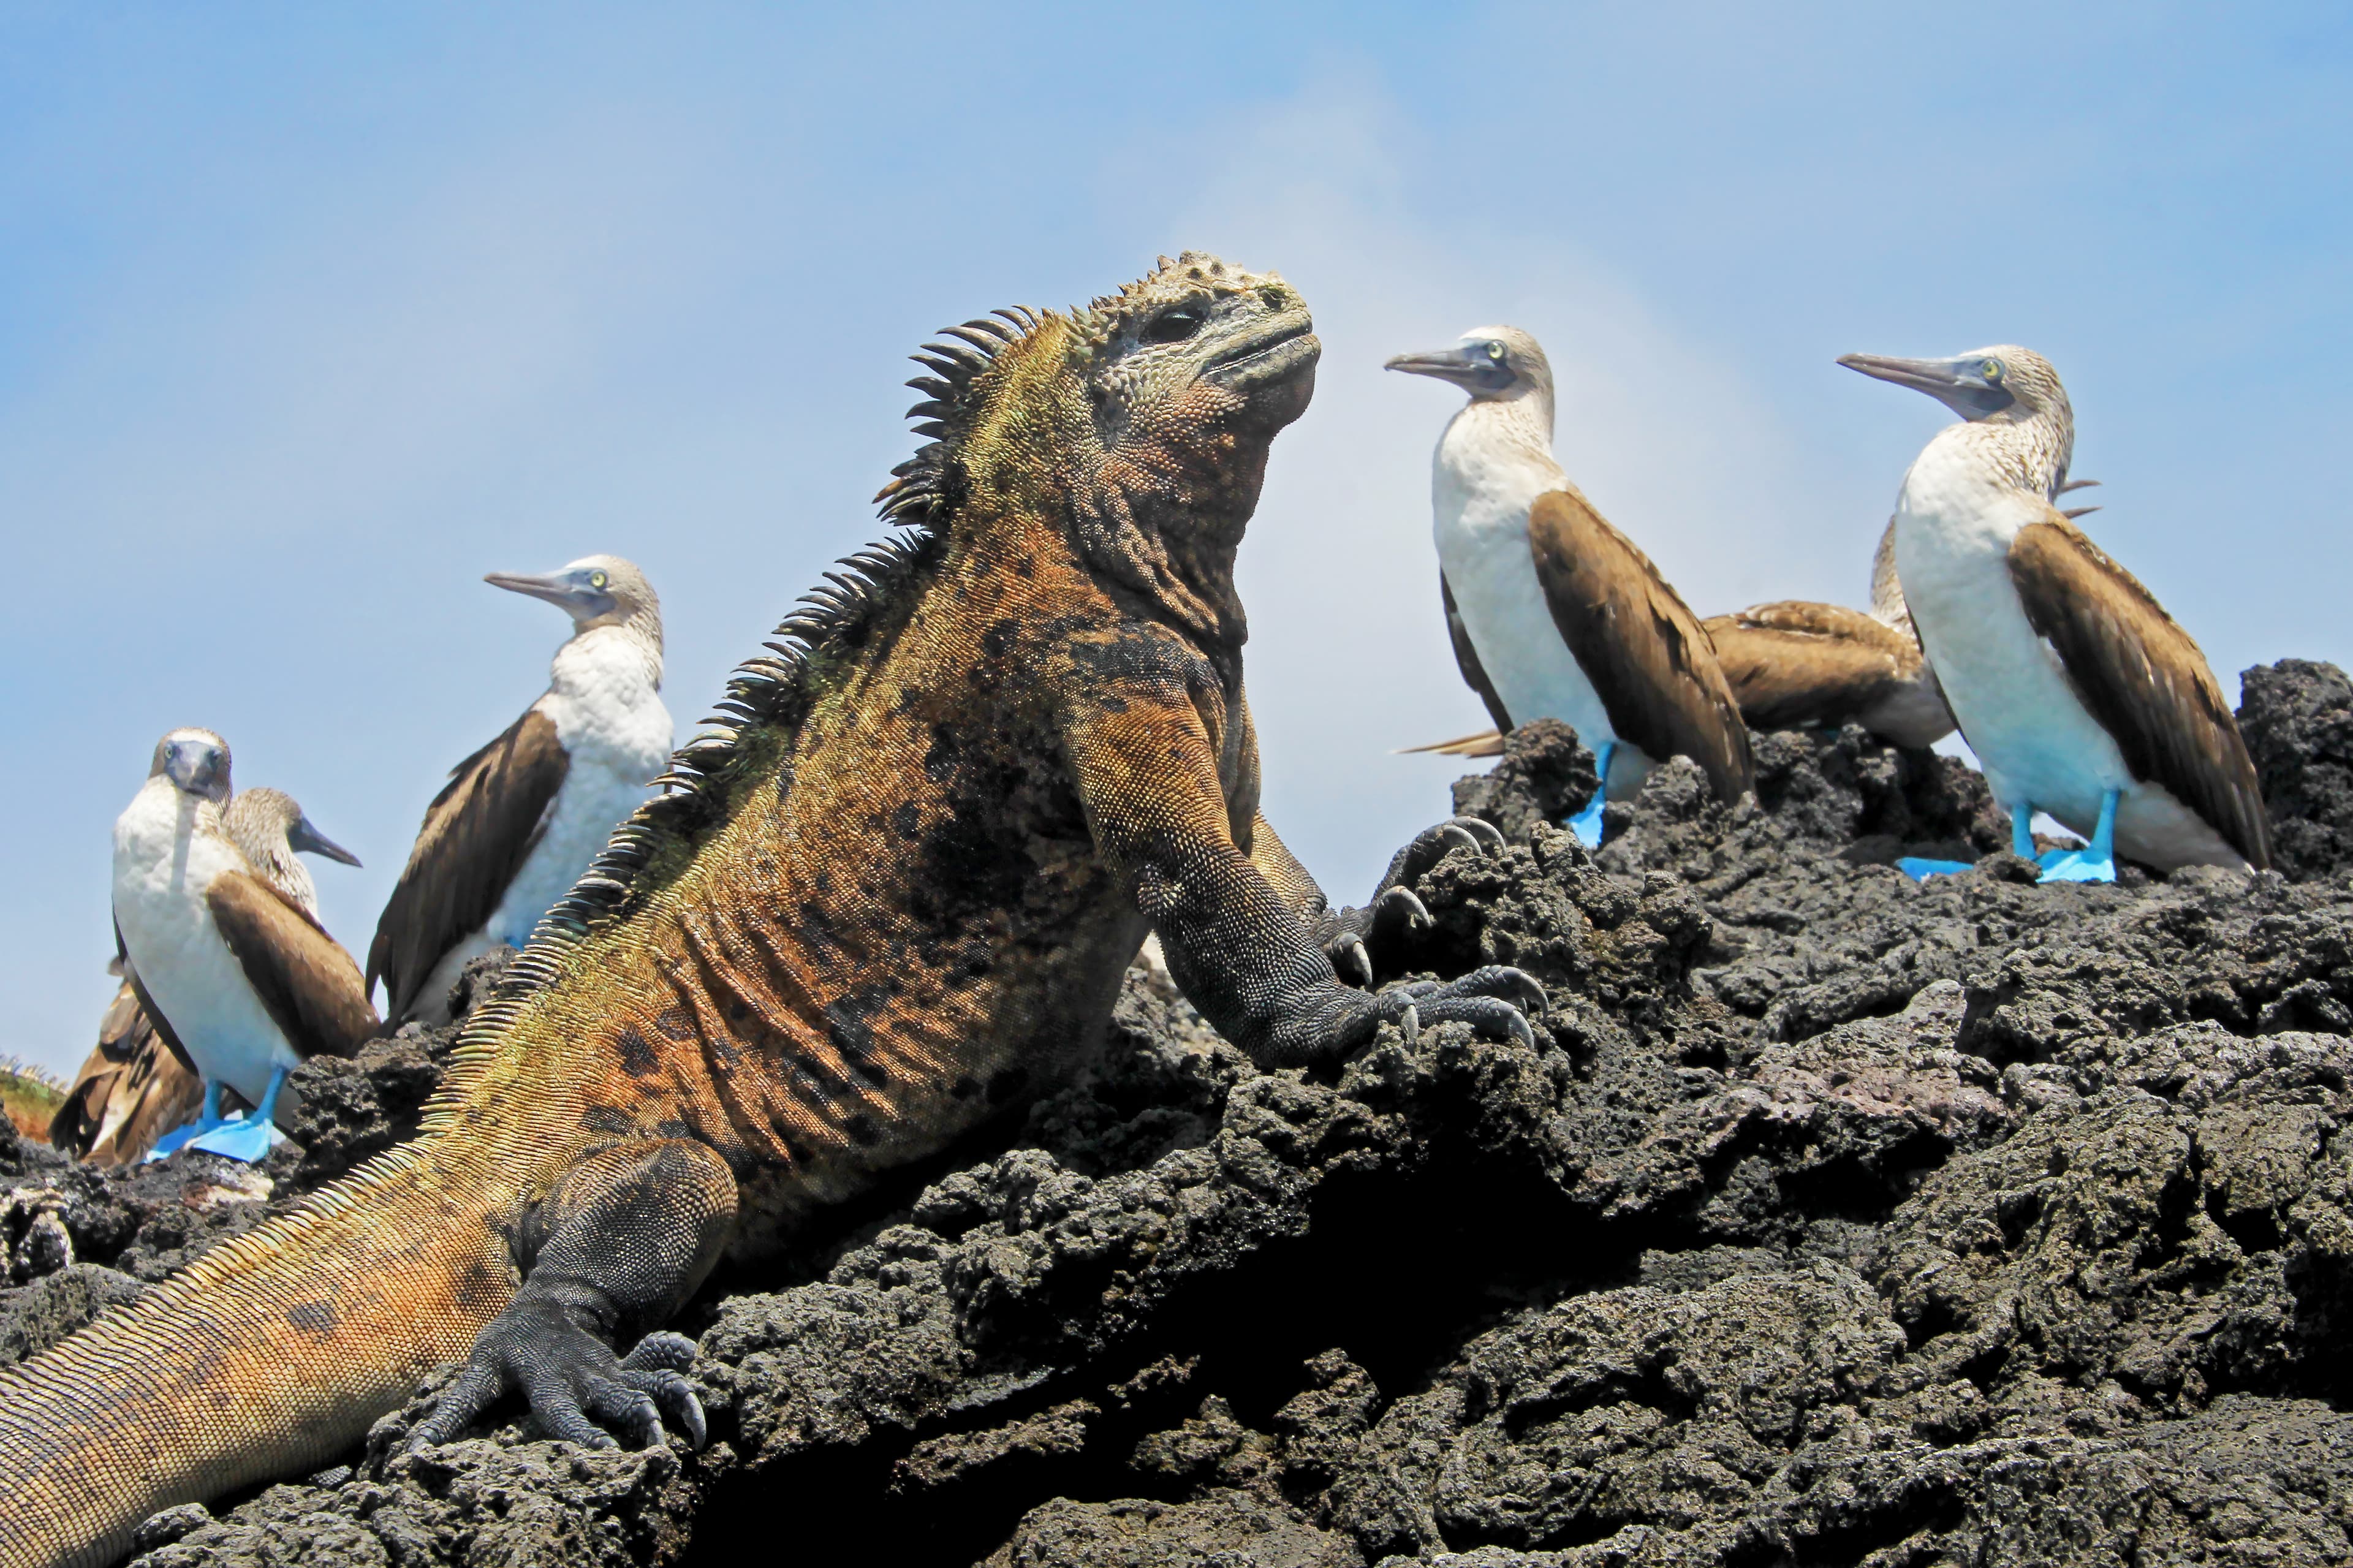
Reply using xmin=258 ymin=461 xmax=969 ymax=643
xmin=1143 ymin=308 xmax=1203 ymax=345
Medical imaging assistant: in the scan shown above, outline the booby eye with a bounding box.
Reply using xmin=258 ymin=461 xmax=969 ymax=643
xmin=1485 ymin=341 xmax=1507 ymax=361
xmin=1980 ymin=358 xmax=2004 ymax=382
xmin=589 ymin=570 xmax=609 ymax=590
xmin=1143 ymin=307 xmax=1203 ymax=345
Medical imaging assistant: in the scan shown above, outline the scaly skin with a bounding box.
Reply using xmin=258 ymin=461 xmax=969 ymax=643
xmin=0 ymin=254 xmax=1537 ymax=1568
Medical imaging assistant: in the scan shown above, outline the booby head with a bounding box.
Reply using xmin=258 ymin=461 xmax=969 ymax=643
xmin=1836 ymin=346 xmax=2069 ymax=429
xmin=1839 ymin=344 xmax=2077 ymax=499
xmin=147 ymin=729 xmax=232 ymax=806
xmin=485 ymin=555 xmax=660 ymax=639
xmin=1385 ymin=327 xmax=1554 ymax=412
xmin=227 ymin=787 xmax=362 ymax=868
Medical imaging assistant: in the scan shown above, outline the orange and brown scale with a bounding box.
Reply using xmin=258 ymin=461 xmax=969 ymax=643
xmin=0 ymin=254 xmax=1540 ymax=1568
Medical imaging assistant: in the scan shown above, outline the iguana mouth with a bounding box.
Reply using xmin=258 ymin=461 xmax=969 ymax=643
xmin=1205 ymin=320 xmax=1318 ymax=385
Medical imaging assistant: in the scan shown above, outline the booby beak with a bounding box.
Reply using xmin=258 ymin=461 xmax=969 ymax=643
xmin=288 ymin=815 xmax=362 ymax=868
xmin=485 ymin=568 xmax=616 ymax=623
xmin=162 ymin=737 xmax=231 ymax=805
xmin=1836 ymin=353 xmax=2016 ymax=419
xmin=1385 ymin=345 xmax=1499 ymax=391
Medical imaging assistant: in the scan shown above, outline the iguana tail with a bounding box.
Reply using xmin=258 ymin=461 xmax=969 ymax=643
xmin=0 ymin=1139 xmax=520 ymax=1568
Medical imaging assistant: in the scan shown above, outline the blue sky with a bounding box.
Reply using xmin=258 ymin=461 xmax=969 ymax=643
xmin=4 ymin=4 xmax=2347 ymax=1075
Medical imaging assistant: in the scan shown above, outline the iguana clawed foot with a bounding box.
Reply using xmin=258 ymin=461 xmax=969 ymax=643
xmin=1314 ymin=817 xmax=1505 ymax=986
xmin=1384 ymin=964 xmax=1545 ymax=1049
xmin=409 ymin=1288 xmax=706 ymax=1454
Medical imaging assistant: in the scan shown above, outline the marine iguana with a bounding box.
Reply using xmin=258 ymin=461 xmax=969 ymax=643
xmin=0 ymin=252 xmax=1539 ymax=1568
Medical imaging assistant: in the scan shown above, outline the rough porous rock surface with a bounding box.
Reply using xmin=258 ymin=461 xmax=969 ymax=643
xmin=2240 ymin=659 xmax=2353 ymax=884
xmin=9 ymin=661 xmax=2353 ymax=1565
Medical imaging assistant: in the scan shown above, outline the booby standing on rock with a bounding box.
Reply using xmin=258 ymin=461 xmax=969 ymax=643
xmin=1842 ymin=346 xmax=2270 ymax=881
xmin=112 ymin=732 xmax=379 ymax=1161
xmin=369 ymin=555 xmax=672 ymax=1023
xmin=1387 ymin=327 xmax=1752 ymax=844
xmin=60 ymin=787 xmax=363 ymax=1164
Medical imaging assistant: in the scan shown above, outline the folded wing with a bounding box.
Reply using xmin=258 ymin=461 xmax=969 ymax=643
xmin=1527 ymin=487 xmax=1752 ymax=800
xmin=366 ymin=708 xmax=569 ymax=1020
xmin=2006 ymin=514 xmax=2270 ymax=869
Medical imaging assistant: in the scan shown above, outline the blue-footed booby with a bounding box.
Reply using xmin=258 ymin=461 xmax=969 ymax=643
xmin=112 ymin=732 xmax=379 ymax=1162
xmin=368 ymin=554 xmax=672 ymax=1023
xmin=60 ymin=787 xmax=363 ymax=1164
xmin=1387 ymin=327 xmax=1752 ymax=843
xmin=1841 ymin=346 xmax=2270 ymax=881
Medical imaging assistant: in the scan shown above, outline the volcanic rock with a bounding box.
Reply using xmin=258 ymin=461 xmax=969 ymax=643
xmin=10 ymin=659 xmax=2353 ymax=1565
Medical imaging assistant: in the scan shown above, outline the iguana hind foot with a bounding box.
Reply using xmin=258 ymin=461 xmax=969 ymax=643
xmin=409 ymin=1290 xmax=708 ymax=1453
xmin=412 ymin=1137 xmax=733 ymax=1453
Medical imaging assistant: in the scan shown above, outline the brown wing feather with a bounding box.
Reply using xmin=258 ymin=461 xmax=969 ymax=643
xmin=51 ymin=982 xmax=207 ymax=1164
xmin=208 ymin=872 xmax=380 ymax=1059
xmin=1441 ymin=572 xmax=1515 ymax=735
xmin=1527 ymin=488 xmax=1753 ymax=800
xmin=1703 ymin=602 xmax=1917 ymax=733
xmin=367 ymin=706 xmax=570 ymax=1019
xmin=2007 ymin=517 xmax=2272 ymax=869
xmin=114 ymin=920 xmax=198 ymax=1080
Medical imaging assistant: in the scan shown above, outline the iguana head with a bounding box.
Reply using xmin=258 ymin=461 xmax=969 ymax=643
xmin=881 ymin=252 xmax=1318 ymax=646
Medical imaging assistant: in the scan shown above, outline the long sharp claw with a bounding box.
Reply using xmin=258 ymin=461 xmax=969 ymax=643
xmin=585 ymin=1382 xmax=666 ymax=1448
xmin=1376 ymin=885 xmax=1432 ymax=932
xmin=637 ymin=1373 xmax=707 ymax=1449
xmin=1400 ymin=1002 xmax=1420 ymax=1048
xmin=1332 ymin=933 xmax=1374 ymax=987
xmin=1449 ymin=816 xmax=1506 ymax=854
xmin=1438 ymin=824 xmax=1481 ymax=858
xmin=1498 ymin=968 xmax=1547 ymax=1017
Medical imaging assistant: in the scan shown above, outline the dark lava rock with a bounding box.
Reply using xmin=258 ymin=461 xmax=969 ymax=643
xmin=1449 ymin=718 xmax=1598 ymax=846
xmin=2242 ymin=658 xmax=2353 ymax=882
xmin=8 ymin=661 xmax=2351 ymax=1564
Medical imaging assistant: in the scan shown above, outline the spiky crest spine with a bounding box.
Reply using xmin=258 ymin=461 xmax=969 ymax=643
xmin=415 ymin=301 xmax=1051 ymax=1132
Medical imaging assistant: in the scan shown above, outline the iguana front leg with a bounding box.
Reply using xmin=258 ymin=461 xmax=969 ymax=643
xmin=1066 ymin=689 xmax=1539 ymax=1067
xmin=411 ymin=1136 xmax=737 ymax=1450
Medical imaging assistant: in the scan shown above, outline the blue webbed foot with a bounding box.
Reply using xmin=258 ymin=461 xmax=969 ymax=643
xmin=2036 ymin=789 xmax=2120 ymax=884
xmin=145 ymin=1080 xmax=229 ymax=1162
xmin=186 ymin=1115 xmax=284 ymax=1163
xmin=145 ymin=1118 xmax=221 ymax=1161
xmin=1896 ymin=857 xmax=1974 ymax=881
xmin=2036 ymin=846 xmax=2116 ymax=884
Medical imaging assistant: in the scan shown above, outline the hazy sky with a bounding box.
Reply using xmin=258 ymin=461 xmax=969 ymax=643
xmin=6 ymin=4 xmax=2348 ymax=1075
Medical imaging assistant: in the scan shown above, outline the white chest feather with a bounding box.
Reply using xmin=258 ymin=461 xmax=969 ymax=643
xmin=1430 ymin=406 xmax=1621 ymax=753
xmin=1893 ymin=437 xmax=2128 ymax=827
xmin=111 ymin=782 xmax=298 ymax=1102
xmin=488 ymin=626 xmax=674 ymax=944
